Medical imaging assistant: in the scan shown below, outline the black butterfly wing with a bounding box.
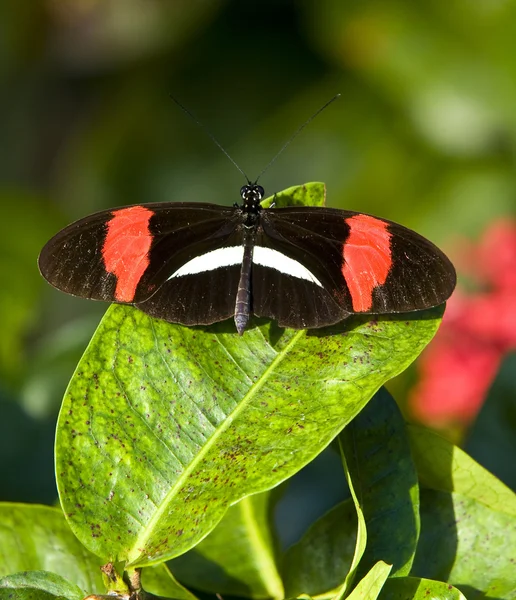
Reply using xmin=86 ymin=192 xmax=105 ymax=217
xmin=253 ymin=209 xmax=352 ymax=328
xmin=135 ymin=226 xmax=245 ymax=326
xmin=39 ymin=202 xmax=244 ymax=324
xmin=256 ymin=207 xmax=456 ymax=328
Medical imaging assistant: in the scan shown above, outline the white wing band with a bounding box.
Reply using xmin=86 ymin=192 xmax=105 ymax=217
xmin=253 ymin=246 xmax=323 ymax=287
xmin=168 ymin=246 xmax=244 ymax=278
xmin=168 ymin=245 xmax=322 ymax=288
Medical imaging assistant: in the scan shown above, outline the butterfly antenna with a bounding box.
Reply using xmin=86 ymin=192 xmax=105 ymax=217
xmin=170 ymin=95 xmax=251 ymax=183
xmin=254 ymin=94 xmax=341 ymax=184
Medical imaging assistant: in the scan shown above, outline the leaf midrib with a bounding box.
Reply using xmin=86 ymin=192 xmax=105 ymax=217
xmin=127 ymin=326 xmax=306 ymax=564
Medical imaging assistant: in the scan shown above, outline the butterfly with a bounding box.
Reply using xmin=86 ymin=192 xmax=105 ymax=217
xmin=38 ymin=182 xmax=456 ymax=334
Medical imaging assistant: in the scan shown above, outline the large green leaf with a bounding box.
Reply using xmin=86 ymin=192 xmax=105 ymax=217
xmin=344 ymin=561 xmax=391 ymax=600
xmin=379 ymin=576 xmax=467 ymax=600
xmin=409 ymin=428 xmax=516 ymax=598
xmin=335 ymin=438 xmax=367 ymax=599
xmin=0 ymin=504 xmax=103 ymax=591
xmin=260 ymin=182 xmax=326 ymax=209
xmin=408 ymin=425 xmax=516 ymax=517
xmin=413 ymin=489 xmax=516 ymax=599
xmin=169 ymin=490 xmax=283 ymax=599
xmin=341 ymin=388 xmax=419 ymax=580
xmin=282 ymin=499 xmax=357 ymax=598
xmin=0 ymin=503 xmax=194 ymax=600
xmin=283 ymin=388 xmax=421 ymax=599
xmin=55 ymin=301 xmax=443 ymax=566
xmin=0 ymin=571 xmax=84 ymax=600
xmin=141 ymin=564 xmax=198 ymax=600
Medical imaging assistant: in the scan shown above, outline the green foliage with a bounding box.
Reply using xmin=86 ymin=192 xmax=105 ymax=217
xmin=0 ymin=571 xmax=85 ymax=600
xmin=55 ymin=300 xmax=441 ymax=566
xmin=3 ymin=377 xmax=515 ymax=600
xmin=2 ymin=1 xmax=516 ymax=556
xmin=282 ymin=500 xmax=356 ymax=597
xmin=0 ymin=504 xmax=103 ymax=591
xmin=379 ymin=577 xmax=467 ymax=600
xmin=0 ymin=0 xmax=515 ymax=594
xmin=4 ymin=387 xmax=509 ymax=599
xmin=345 ymin=562 xmax=391 ymax=600
xmin=410 ymin=426 xmax=516 ymax=597
xmin=260 ymin=183 xmax=326 ymax=209
xmin=170 ymin=491 xmax=283 ymax=599
xmin=0 ymin=505 xmax=195 ymax=600
xmin=340 ymin=388 xmax=419 ymax=580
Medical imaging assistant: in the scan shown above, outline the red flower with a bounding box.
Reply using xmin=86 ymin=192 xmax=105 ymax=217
xmin=410 ymin=219 xmax=516 ymax=426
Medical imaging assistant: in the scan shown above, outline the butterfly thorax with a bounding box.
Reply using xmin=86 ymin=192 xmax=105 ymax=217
xmin=239 ymin=183 xmax=264 ymax=227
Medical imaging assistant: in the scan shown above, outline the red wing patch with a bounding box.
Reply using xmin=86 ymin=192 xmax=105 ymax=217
xmin=342 ymin=214 xmax=392 ymax=312
xmin=103 ymin=206 xmax=154 ymax=302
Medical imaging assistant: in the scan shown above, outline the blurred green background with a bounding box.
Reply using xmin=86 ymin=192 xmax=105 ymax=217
xmin=1 ymin=0 xmax=515 ymax=525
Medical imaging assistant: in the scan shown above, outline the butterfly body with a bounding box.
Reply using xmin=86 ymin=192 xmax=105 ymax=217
xmin=39 ymin=183 xmax=456 ymax=334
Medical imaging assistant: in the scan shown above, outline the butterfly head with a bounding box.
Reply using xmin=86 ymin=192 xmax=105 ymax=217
xmin=240 ymin=183 xmax=265 ymax=210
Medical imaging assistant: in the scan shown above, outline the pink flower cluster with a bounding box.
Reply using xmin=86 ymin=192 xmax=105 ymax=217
xmin=410 ymin=220 xmax=516 ymax=426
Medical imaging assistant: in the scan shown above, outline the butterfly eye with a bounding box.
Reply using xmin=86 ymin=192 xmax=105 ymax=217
xmin=240 ymin=185 xmax=250 ymax=198
xmin=256 ymin=185 xmax=265 ymax=198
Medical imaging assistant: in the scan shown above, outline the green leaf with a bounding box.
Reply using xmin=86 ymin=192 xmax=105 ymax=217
xmin=340 ymin=389 xmax=419 ymax=579
xmin=0 ymin=571 xmax=84 ymax=600
xmin=55 ymin=303 xmax=443 ymax=566
xmin=335 ymin=440 xmax=367 ymax=599
xmin=379 ymin=576 xmax=467 ymax=600
xmin=169 ymin=490 xmax=282 ymax=599
xmin=0 ymin=503 xmax=187 ymax=600
xmin=412 ymin=489 xmax=516 ymax=599
xmin=409 ymin=428 xmax=516 ymax=597
xmin=0 ymin=503 xmax=103 ymax=592
xmin=260 ymin=182 xmax=326 ymax=209
xmin=344 ymin=561 xmax=392 ymax=600
xmin=141 ymin=564 xmax=199 ymax=600
xmin=408 ymin=425 xmax=516 ymax=517
xmin=282 ymin=499 xmax=357 ymax=598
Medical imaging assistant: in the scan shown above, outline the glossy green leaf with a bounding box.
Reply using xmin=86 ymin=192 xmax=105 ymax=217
xmin=409 ymin=428 xmax=516 ymax=597
xmin=335 ymin=440 xmax=367 ymax=599
xmin=141 ymin=564 xmax=199 ymax=600
xmin=344 ymin=561 xmax=391 ymax=600
xmin=0 ymin=503 xmax=192 ymax=600
xmin=55 ymin=302 xmax=443 ymax=566
xmin=408 ymin=425 xmax=516 ymax=517
xmin=282 ymin=499 xmax=356 ymax=598
xmin=341 ymin=389 xmax=419 ymax=579
xmin=0 ymin=504 xmax=103 ymax=592
xmin=379 ymin=576 xmax=467 ymax=600
xmin=0 ymin=571 xmax=83 ymax=600
xmin=261 ymin=182 xmax=326 ymax=209
xmin=169 ymin=490 xmax=283 ymax=599
xmin=413 ymin=489 xmax=516 ymax=598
